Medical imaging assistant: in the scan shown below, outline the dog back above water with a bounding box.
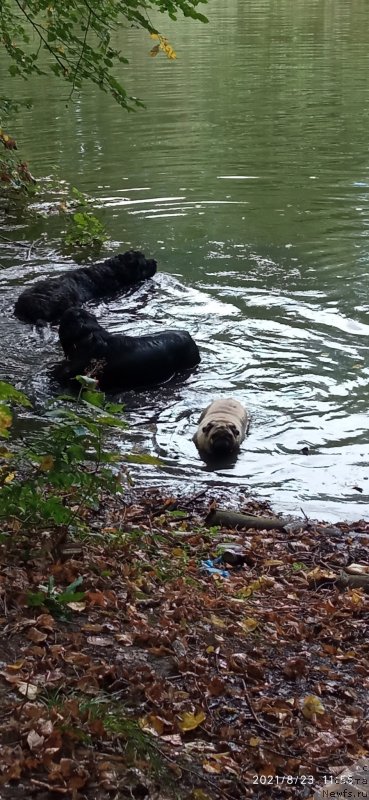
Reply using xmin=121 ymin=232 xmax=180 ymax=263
xmin=53 ymin=306 xmax=200 ymax=391
xmin=14 ymin=250 xmax=157 ymax=324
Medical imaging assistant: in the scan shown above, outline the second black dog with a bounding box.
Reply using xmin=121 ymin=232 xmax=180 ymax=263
xmin=53 ymin=307 xmax=201 ymax=390
xmin=14 ymin=250 xmax=157 ymax=324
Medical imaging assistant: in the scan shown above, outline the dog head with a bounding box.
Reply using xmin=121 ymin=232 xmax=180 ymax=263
xmin=112 ymin=250 xmax=157 ymax=282
xmin=58 ymin=306 xmax=102 ymax=358
xmin=197 ymin=419 xmax=242 ymax=457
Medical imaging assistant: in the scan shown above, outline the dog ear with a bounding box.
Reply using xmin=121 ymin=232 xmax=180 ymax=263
xmin=202 ymin=422 xmax=214 ymax=435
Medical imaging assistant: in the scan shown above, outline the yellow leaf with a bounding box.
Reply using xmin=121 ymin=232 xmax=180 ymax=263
xmin=307 ymin=566 xmax=336 ymax=581
xmin=209 ymin=614 xmax=227 ymax=629
xmin=0 ymin=406 xmax=12 ymax=437
xmin=6 ymin=660 xmax=24 ymax=671
xmin=302 ymin=695 xmax=325 ymax=720
xmin=4 ymin=472 xmax=15 ymax=484
xmin=349 ymin=589 xmax=364 ymax=605
xmin=206 ymin=645 xmax=214 ymax=654
xmin=264 ymin=559 xmax=284 ymax=566
xmin=171 ymin=547 xmax=184 ymax=557
xmin=139 ymin=714 xmax=164 ymax=736
xmin=238 ymin=617 xmax=259 ymax=634
xmin=238 ymin=578 xmax=265 ymax=598
xmin=150 ymin=32 xmax=159 ymax=40
xmin=203 ymin=760 xmax=221 ymax=774
xmin=249 ymin=736 xmax=261 ymax=747
xmin=178 ymin=710 xmax=206 ymax=732
xmin=0 ymin=448 xmax=13 ymax=458
xmin=39 ymin=455 xmax=55 ymax=472
xmin=191 ymin=790 xmax=211 ymax=800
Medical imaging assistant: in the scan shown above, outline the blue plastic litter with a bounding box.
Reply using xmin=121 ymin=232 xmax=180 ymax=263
xmin=200 ymin=559 xmax=230 ymax=578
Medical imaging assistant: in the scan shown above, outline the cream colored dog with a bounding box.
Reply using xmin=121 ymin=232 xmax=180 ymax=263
xmin=193 ymin=398 xmax=250 ymax=460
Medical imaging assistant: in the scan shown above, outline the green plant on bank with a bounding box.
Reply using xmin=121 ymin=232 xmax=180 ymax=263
xmin=63 ymin=186 xmax=108 ymax=253
xmin=27 ymin=575 xmax=85 ymax=620
xmin=0 ymin=377 xmax=126 ymax=537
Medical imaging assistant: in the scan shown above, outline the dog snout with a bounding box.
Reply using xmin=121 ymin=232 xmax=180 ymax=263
xmin=210 ymin=429 xmax=235 ymax=454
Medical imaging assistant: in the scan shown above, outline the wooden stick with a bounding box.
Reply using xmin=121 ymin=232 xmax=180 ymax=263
xmin=206 ymin=508 xmax=286 ymax=531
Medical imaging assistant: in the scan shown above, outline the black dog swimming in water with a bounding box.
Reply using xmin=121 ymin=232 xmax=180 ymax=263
xmin=53 ymin=306 xmax=201 ymax=391
xmin=14 ymin=250 xmax=157 ymax=324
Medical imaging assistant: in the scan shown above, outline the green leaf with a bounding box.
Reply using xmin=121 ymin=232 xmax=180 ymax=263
xmin=76 ymin=375 xmax=99 ymax=389
xmin=26 ymin=591 xmax=46 ymax=607
xmin=0 ymin=382 xmax=32 ymax=407
xmin=65 ymin=576 xmax=83 ymax=593
xmin=124 ymin=453 xmax=163 ymax=467
xmin=81 ymin=389 xmax=104 ymax=408
xmin=58 ymin=591 xmax=85 ymax=604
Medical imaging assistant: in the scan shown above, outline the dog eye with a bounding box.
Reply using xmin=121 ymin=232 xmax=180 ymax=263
xmin=230 ymin=425 xmax=240 ymax=436
xmin=203 ymin=422 xmax=213 ymax=434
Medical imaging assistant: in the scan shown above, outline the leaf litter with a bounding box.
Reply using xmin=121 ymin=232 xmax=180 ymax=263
xmin=0 ymin=487 xmax=369 ymax=799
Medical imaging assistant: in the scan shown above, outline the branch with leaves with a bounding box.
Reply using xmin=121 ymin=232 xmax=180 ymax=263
xmin=0 ymin=0 xmax=208 ymax=111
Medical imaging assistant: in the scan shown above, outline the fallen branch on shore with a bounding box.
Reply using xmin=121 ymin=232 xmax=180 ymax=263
xmin=205 ymin=507 xmax=341 ymax=536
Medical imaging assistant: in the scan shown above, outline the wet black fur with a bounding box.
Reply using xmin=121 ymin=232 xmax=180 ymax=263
xmin=14 ymin=250 xmax=157 ymax=324
xmin=53 ymin=306 xmax=200 ymax=391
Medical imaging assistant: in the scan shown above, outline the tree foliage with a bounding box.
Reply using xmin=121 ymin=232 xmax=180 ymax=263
xmin=0 ymin=0 xmax=208 ymax=111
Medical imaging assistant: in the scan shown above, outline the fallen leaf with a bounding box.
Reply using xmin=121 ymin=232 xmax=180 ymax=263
xmin=6 ymin=660 xmax=24 ymax=671
xmin=238 ymin=617 xmax=259 ymax=634
xmin=18 ymin=682 xmax=38 ymax=699
xmin=209 ymin=614 xmax=227 ymax=629
xmin=302 ymin=695 xmax=325 ymax=720
xmin=27 ymin=730 xmax=45 ymax=752
xmin=139 ymin=714 xmax=165 ymax=736
xmin=26 ymin=627 xmax=48 ymax=643
xmin=86 ymin=636 xmax=114 ymax=647
xmin=66 ymin=601 xmax=86 ymax=611
xmin=178 ymin=710 xmax=206 ymax=732
xmin=346 ymin=563 xmax=369 ymax=575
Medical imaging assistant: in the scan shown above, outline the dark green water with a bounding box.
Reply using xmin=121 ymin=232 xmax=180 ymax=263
xmin=2 ymin=0 xmax=369 ymax=520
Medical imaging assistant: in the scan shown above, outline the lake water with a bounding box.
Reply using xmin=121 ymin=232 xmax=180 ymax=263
xmin=2 ymin=0 xmax=369 ymax=521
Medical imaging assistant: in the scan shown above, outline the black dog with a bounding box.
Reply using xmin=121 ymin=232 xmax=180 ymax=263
xmin=53 ymin=307 xmax=200 ymax=391
xmin=14 ymin=250 xmax=157 ymax=324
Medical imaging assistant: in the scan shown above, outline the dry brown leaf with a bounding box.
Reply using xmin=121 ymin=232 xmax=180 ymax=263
xmin=36 ymin=614 xmax=55 ymax=630
xmin=26 ymin=627 xmax=48 ymax=643
xmin=115 ymin=632 xmax=134 ymax=645
xmin=282 ymin=657 xmax=308 ymax=679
